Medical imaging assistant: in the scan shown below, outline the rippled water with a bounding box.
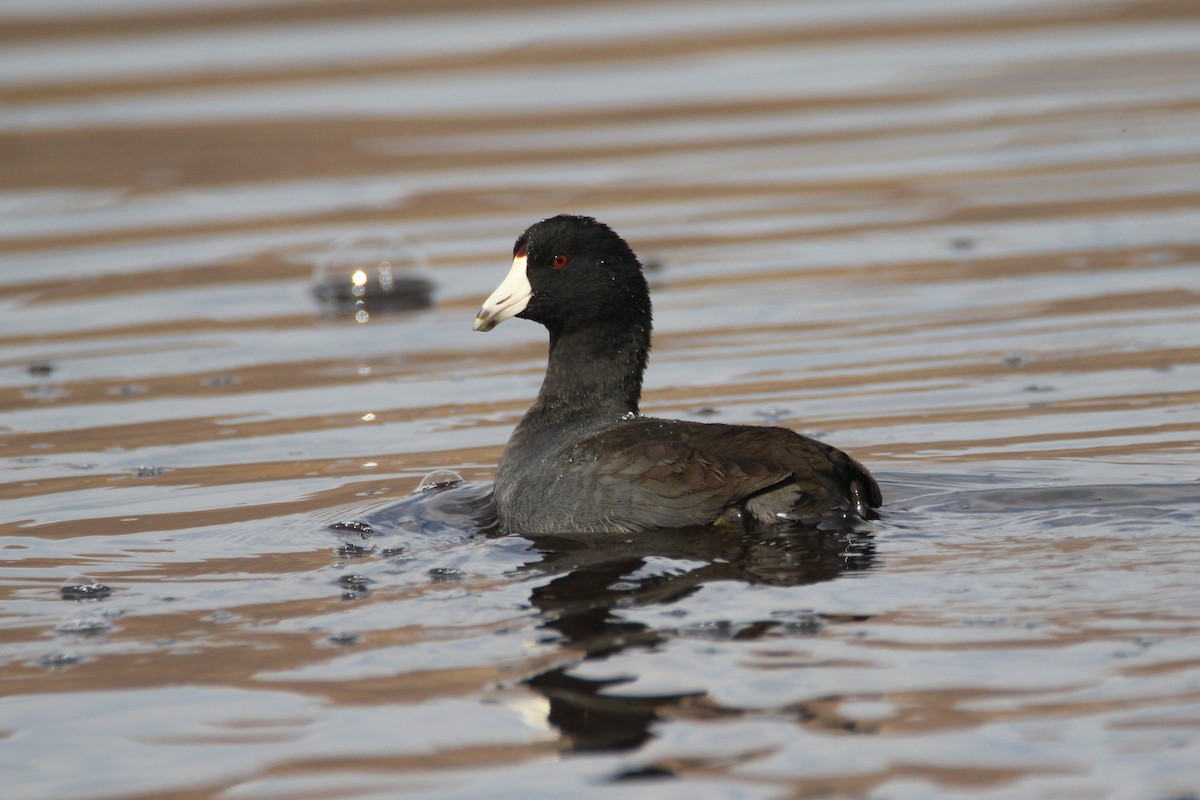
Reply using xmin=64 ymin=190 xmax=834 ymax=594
xmin=2 ymin=1 xmax=1199 ymax=798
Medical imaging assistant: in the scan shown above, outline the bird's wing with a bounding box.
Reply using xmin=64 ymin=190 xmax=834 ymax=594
xmin=563 ymin=418 xmax=822 ymax=530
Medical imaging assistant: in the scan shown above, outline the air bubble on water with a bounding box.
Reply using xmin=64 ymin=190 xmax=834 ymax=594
xmin=428 ymin=567 xmax=465 ymax=583
xmin=335 ymin=542 xmax=373 ymax=559
xmin=40 ymin=652 xmax=83 ymax=669
xmin=337 ymin=574 xmax=373 ymax=591
xmin=328 ymin=519 xmax=377 ymax=538
xmin=132 ymin=465 xmax=167 ymax=478
xmin=417 ymin=470 xmax=463 ymax=492
xmin=1001 ymin=352 xmax=1027 ymax=368
xmin=311 ymin=234 xmax=435 ymax=319
xmin=60 ymin=576 xmax=112 ymax=601
xmin=55 ymin=611 xmax=113 ymax=636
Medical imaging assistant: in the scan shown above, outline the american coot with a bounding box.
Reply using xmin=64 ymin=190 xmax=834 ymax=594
xmin=474 ymin=215 xmax=881 ymax=534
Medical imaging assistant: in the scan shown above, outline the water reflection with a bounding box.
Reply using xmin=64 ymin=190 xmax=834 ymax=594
xmin=524 ymin=525 xmax=874 ymax=752
xmin=348 ymin=476 xmax=875 ymax=752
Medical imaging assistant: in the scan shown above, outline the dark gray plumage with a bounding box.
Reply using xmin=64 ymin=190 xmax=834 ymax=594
xmin=475 ymin=215 xmax=880 ymax=535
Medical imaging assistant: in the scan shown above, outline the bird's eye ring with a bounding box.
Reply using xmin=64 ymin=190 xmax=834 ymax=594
xmin=552 ymin=253 xmax=569 ymax=269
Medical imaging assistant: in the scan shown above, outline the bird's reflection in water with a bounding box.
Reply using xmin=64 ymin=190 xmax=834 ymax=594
xmin=339 ymin=475 xmax=876 ymax=753
xmin=518 ymin=523 xmax=876 ymax=752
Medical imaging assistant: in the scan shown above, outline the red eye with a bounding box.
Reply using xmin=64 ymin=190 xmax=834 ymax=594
xmin=552 ymin=253 xmax=569 ymax=269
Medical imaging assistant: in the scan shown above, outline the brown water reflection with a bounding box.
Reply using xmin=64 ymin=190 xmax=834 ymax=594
xmin=2 ymin=1 xmax=1199 ymax=798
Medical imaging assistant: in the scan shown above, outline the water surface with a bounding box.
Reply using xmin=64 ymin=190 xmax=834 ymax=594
xmin=1 ymin=1 xmax=1199 ymax=798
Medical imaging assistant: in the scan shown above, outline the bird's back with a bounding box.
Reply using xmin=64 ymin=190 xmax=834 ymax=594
xmin=494 ymin=415 xmax=880 ymax=535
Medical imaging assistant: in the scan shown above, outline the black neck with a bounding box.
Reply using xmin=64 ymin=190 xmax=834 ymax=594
xmin=528 ymin=319 xmax=649 ymax=425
